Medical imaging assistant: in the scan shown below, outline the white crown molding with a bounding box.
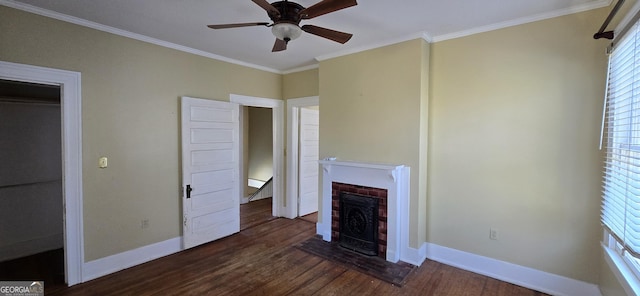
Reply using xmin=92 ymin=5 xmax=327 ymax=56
xmin=314 ymin=0 xmax=610 ymax=62
xmin=282 ymin=63 xmax=319 ymax=75
xmin=315 ymin=31 xmax=432 ymax=62
xmin=432 ymin=0 xmax=612 ymax=42
xmin=2 ymin=0 xmax=610 ymax=74
xmin=0 ymin=0 xmax=282 ymax=74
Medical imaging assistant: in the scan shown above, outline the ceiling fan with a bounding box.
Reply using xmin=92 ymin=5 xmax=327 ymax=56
xmin=207 ymin=0 xmax=357 ymax=52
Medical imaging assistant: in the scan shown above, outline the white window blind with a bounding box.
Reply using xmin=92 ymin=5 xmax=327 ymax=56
xmin=602 ymin=20 xmax=640 ymax=258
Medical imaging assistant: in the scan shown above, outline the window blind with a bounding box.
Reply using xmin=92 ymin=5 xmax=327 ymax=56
xmin=602 ymin=21 xmax=640 ymax=258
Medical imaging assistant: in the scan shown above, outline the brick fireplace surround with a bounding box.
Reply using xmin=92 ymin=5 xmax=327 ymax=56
xmin=332 ymin=182 xmax=388 ymax=258
xmin=318 ymin=160 xmax=410 ymax=263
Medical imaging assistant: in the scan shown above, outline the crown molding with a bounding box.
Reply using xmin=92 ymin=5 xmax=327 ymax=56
xmin=281 ymin=63 xmax=319 ymax=75
xmin=431 ymin=0 xmax=612 ymax=42
xmin=2 ymin=0 xmax=612 ymax=73
xmin=0 ymin=0 xmax=282 ymax=74
xmin=315 ymin=31 xmax=432 ymax=62
xmin=313 ymin=0 xmax=610 ymax=62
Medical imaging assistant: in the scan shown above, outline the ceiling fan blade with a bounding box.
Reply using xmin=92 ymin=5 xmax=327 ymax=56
xmin=299 ymin=0 xmax=357 ymax=20
xmin=252 ymin=0 xmax=281 ymax=18
xmin=272 ymin=38 xmax=287 ymax=52
xmin=301 ymin=25 xmax=353 ymax=44
xmin=207 ymin=22 xmax=270 ymax=29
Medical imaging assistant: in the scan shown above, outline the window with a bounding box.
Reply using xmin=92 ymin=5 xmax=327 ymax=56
xmin=602 ymin=19 xmax=640 ymax=291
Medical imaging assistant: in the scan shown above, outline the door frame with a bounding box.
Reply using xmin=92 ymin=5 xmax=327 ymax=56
xmin=0 ymin=61 xmax=84 ymax=285
xmin=285 ymin=96 xmax=319 ymax=219
xmin=230 ymin=94 xmax=284 ymax=217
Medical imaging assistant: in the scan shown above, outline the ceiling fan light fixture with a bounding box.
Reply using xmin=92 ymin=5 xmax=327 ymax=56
xmin=271 ymin=23 xmax=302 ymax=41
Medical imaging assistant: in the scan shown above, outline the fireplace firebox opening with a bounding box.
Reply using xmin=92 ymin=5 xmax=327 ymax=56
xmin=339 ymin=192 xmax=379 ymax=256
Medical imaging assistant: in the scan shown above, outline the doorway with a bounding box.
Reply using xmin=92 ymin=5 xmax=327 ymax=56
xmin=0 ymin=61 xmax=84 ymax=286
xmin=286 ymin=96 xmax=320 ymax=220
xmin=231 ymin=94 xmax=284 ymax=219
xmin=240 ymin=106 xmax=275 ymax=230
xmin=0 ymin=80 xmax=65 ymax=289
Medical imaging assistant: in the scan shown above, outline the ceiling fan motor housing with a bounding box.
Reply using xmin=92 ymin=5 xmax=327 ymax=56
xmin=270 ymin=1 xmax=305 ymax=41
xmin=207 ymin=0 xmax=357 ymax=52
xmin=270 ymin=1 xmax=305 ymax=24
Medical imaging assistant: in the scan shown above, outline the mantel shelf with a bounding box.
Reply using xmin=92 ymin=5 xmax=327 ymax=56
xmin=318 ymin=160 xmax=406 ymax=171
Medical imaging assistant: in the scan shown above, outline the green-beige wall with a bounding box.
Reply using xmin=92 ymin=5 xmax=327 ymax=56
xmin=318 ymin=39 xmax=430 ymax=247
xmin=0 ymin=3 xmax=632 ymax=293
xmin=0 ymin=6 xmax=281 ymax=261
xmin=429 ymin=7 xmax=608 ymax=283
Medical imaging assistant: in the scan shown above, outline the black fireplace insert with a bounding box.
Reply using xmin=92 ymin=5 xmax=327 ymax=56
xmin=339 ymin=192 xmax=379 ymax=256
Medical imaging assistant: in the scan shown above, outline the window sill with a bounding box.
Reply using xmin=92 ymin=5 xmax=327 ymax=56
xmin=602 ymin=243 xmax=640 ymax=296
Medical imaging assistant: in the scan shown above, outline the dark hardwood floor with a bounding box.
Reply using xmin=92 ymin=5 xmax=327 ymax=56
xmin=4 ymin=198 xmax=548 ymax=295
xmin=240 ymin=197 xmax=277 ymax=230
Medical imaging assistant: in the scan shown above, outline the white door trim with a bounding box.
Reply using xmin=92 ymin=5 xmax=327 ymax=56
xmin=230 ymin=94 xmax=284 ymax=217
xmin=285 ymin=96 xmax=319 ymax=219
xmin=0 ymin=61 xmax=84 ymax=285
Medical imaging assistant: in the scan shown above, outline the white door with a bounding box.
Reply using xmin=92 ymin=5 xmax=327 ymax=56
xmin=298 ymin=108 xmax=319 ymax=216
xmin=181 ymin=97 xmax=240 ymax=249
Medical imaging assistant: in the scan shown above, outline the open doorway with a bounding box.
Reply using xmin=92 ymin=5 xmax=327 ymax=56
xmin=0 ymin=61 xmax=84 ymax=286
xmin=240 ymin=106 xmax=276 ymax=230
xmin=0 ymin=80 xmax=65 ymax=291
xmin=231 ymin=94 xmax=284 ymax=226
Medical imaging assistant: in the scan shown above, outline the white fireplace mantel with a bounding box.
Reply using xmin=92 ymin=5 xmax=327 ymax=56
xmin=318 ymin=159 xmax=410 ymax=263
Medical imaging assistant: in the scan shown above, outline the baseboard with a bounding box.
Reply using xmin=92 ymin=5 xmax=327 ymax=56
xmin=425 ymin=243 xmax=601 ymax=296
xmin=401 ymin=242 xmax=428 ymax=266
xmin=0 ymin=233 xmax=64 ymax=262
xmin=83 ymin=237 xmax=182 ymax=282
xmin=316 ymin=222 xmax=331 ymax=241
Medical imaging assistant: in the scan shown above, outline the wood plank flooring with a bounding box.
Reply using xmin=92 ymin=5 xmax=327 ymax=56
xmin=11 ymin=198 xmax=548 ymax=295
xmin=240 ymin=197 xmax=276 ymax=230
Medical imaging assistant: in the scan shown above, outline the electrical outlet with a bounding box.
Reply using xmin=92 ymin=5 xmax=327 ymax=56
xmin=490 ymin=228 xmax=499 ymax=240
xmin=141 ymin=219 xmax=149 ymax=229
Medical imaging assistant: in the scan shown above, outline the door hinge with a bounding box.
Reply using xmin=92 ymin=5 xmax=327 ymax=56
xmin=183 ymin=215 xmax=188 ymax=228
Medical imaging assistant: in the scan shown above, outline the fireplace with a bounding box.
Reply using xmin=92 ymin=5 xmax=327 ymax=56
xmin=319 ymin=160 xmax=410 ymax=263
xmin=338 ymin=191 xmax=379 ymax=256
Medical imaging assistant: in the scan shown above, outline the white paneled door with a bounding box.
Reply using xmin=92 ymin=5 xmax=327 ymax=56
xmin=298 ymin=108 xmax=319 ymax=216
xmin=181 ymin=97 xmax=240 ymax=249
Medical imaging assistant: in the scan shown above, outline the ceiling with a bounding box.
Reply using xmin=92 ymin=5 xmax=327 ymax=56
xmin=3 ymin=0 xmax=612 ymax=73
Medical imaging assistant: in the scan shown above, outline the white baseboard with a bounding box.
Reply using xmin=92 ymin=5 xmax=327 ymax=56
xmin=425 ymin=243 xmax=602 ymax=296
xmin=79 ymin=232 xmax=600 ymax=296
xmin=401 ymin=242 xmax=428 ymax=266
xmin=82 ymin=237 xmax=182 ymax=282
xmin=316 ymin=222 xmax=331 ymax=241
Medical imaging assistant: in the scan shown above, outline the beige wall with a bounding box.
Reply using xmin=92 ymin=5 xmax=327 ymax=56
xmin=0 ymin=6 xmax=281 ymax=261
xmin=429 ymin=8 xmax=609 ymax=282
xmin=283 ymin=69 xmax=319 ymax=99
xmin=2 ymin=2 xmax=631 ymax=290
xmin=319 ymin=39 xmax=430 ymax=247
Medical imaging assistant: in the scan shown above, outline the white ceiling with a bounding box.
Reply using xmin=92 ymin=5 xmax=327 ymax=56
xmin=3 ymin=0 xmax=612 ymax=73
